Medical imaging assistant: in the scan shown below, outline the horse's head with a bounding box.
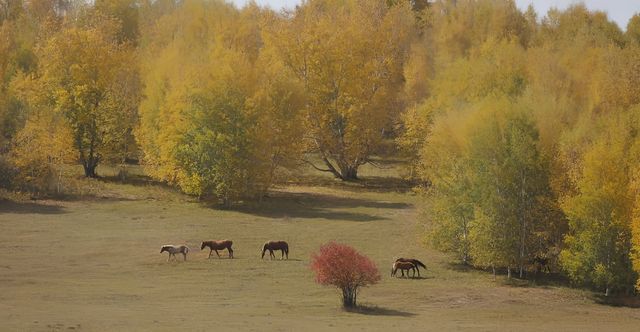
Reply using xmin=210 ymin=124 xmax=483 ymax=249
xmin=200 ymin=242 xmax=206 ymax=250
xmin=261 ymin=243 xmax=268 ymax=259
xmin=160 ymin=246 xmax=167 ymax=253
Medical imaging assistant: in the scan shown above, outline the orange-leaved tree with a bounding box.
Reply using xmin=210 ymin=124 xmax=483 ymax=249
xmin=310 ymin=242 xmax=380 ymax=308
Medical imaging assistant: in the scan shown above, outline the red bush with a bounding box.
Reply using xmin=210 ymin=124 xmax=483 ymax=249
xmin=310 ymin=242 xmax=381 ymax=308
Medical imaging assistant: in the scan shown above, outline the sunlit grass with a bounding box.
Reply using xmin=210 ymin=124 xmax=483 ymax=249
xmin=1 ymin=164 xmax=639 ymax=330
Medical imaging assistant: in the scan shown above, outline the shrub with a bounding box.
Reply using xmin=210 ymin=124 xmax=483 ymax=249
xmin=310 ymin=242 xmax=380 ymax=308
xmin=9 ymin=113 xmax=75 ymax=195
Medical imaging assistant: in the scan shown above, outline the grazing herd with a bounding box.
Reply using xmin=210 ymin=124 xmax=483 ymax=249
xmin=161 ymin=239 xmax=426 ymax=279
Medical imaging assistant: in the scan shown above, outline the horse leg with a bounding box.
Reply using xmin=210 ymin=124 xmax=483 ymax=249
xmin=208 ymin=249 xmax=213 ymax=259
xmin=281 ymin=249 xmax=284 ymax=260
xmin=270 ymin=249 xmax=275 ymax=260
xmin=215 ymin=250 xmax=220 ymax=258
xmin=183 ymin=252 xmax=187 ymax=261
xmin=228 ymin=248 xmax=233 ymax=259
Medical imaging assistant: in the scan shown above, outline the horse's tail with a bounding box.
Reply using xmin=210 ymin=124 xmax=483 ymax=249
xmin=413 ymin=259 xmax=426 ymax=269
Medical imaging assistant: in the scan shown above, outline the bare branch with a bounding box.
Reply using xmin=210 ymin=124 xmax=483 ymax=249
xmin=366 ymin=159 xmax=393 ymax=169
xmin=301 ymin=159 xmax=334 ymax=173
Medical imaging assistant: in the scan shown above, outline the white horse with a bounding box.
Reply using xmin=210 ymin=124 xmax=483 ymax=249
xmin=160 ymin=245 xmax=189 ymax=261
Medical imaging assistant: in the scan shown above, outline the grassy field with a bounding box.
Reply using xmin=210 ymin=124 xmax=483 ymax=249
xmin=1 ymin=164 xmax=640 ymax=331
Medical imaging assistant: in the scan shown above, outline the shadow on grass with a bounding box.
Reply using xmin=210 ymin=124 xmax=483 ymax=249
xmin=0 ymin=199 xmax=66 ymax=214
xmin=593 ymin=294 xmax=640 ymax=308
xmin=391 ymin=276 xmax=433 ymax=280
xmin=445 ymin=262 xmax=570 ymax=289
xmin=98 ymin=173 xmax=175 ymax=190
xmin=65 ymin=194 xmax=140 ymax=202
xmin=496 ymin=270 xmax=570 ymax=289
xmin=289 ymin=175 xmax=416 ymax=194
xmin=446 ymin=262 xmax=475 ymax=272
xmin=345 ymin=305 xmax=416 ymax=317
xmin=228 ymin=191 xmax=410 ymax=222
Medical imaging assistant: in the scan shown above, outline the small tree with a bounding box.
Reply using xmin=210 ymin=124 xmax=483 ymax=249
xmin=310 ymin=242 xmax=380 ymax=308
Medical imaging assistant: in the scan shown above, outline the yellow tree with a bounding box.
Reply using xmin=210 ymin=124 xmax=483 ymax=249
xmin=267 ymin=0 xmax=414 ymax=180
xmin=0 ymin=18 xmax=15 ymax=149
xmin=138 ymin=2 xmax=305 ymax=205
xmin=560 ymin=114 xmax=638 ymax=295
xmin=27 ymin=12 xmax=138 ymax=177
xmin=10 ymin=111 xmax=75 ymax=194
xmin=628 ymin=14 xmax=640 ymax=45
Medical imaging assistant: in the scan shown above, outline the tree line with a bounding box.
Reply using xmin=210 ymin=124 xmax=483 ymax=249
xmin=0 ymin=0 xmax=417 ymax=203
xmin=403 ymin=1 xmax=640 ymax=296
xmin=1 ymin=0 xmax=640 ymax=294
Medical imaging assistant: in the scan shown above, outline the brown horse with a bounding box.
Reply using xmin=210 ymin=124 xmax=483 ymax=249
xmin=201 ymin=240 xmax=234 ymax=259
xmin=391 ymin=261 xmax=416 ymax=278
xmin=261 ymin=241 xmax=289 ymax=260
xmin=395 ymin=258 xmax=426 ymax=277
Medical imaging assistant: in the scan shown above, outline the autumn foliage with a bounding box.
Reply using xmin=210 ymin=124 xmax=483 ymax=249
xmin=310 ymin=242 xmax=380 ymax=308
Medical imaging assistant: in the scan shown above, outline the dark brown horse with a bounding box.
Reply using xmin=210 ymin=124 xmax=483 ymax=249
xmin=395 ymin=258 xmax=426 ymax=277
xmin=201 ymin=240 xmax=234 ymax=259
xmin=261 ymin=241 xmax=289 ymax=260
xmin=391 ymin=261 xmax=416 ymax=278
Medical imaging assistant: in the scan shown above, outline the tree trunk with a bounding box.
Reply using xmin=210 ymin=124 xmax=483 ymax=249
xmin=340 ymin=166 xmax=358 ymax=181
xmin=342 ymin=287 xmax=356 ymax=308
xmin=353 ymin=286 xmax=357 ymax=306
xmin=82 ymin=160 xmax=98 ymax=178
xmin=317 ymin=156 xmax=360 ymax=181
xmin=518 ymin=173 xmax=527 ymax=280
xmin=519 ymin=264 xmax=523 ymax=279
xmin=507 ymin=266 xmax=512 ymax=279
xmin=222 ymin=194 xmax=231 ymax=209
xmin=462 ymin=217 xmax=469 ymax=265
xmin=492 ymin=265 xmax=496 ymax=280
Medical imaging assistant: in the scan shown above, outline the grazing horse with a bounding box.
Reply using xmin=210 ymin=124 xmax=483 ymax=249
xmin=395 ymin=258 xmax=427 ymax=277
xmin=391 ymin=261 xmax=416 ymax=278
xmin=201 ymin=240 xmax=234 ymax=259
xmin=160 ymin=245 xmax=189 ymax=261
xmin=261 ymin=241 xmax=289 ymax=260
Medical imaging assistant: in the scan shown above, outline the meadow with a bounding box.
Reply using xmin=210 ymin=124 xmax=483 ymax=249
xmin=1 ymin=164 xmax=640 ymax=331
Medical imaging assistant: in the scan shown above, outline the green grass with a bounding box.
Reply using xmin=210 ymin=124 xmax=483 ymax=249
xmin=1 ymin=165 xmax=640 ymax=331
